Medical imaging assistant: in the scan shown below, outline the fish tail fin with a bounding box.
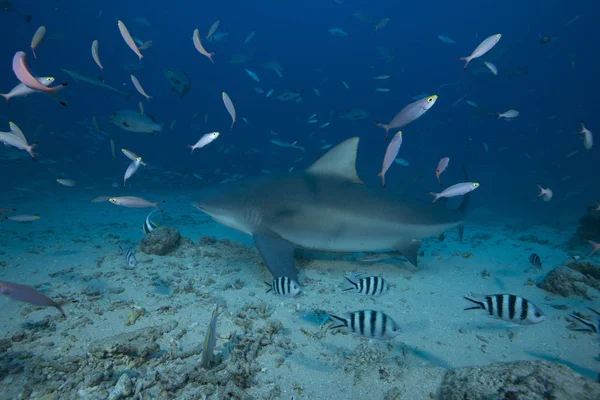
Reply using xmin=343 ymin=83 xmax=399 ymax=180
xmin=209 ymin=52 xmax=216 ymax=63
xmin=463 ymin=293 xmax=485 ymax=310
xmin=187 ymin=145 xmax=195 ymax=154
xmin=32 ymin=49 xmax=37 ymax=59
xmin=264 ymin=282 xmax=273 ymax=293
xmin=327 ymin=313 xmax=348 ymax=330
xmin=374 ymin=122 xmax=388 ymax=135
xmin=429 ymin=192 xmax=440 ymax=203
xmin=458 ymin=56 xmax=471 ymax=70
xmin=342 ymin=277 xmax=357 ymax=291
xmin=0 ymin=94 xmax=9 ymax=102
xmin=28 ymin=142 xmax=38 ymax=161
xmin=497 ymin=112 xmax=502 ymax=119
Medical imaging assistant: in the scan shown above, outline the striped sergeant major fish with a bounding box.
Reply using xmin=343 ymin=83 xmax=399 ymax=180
xmin=118 ymin=245 xmax=137 ymax=267
xmin=343 ymin=272 xmax=388 ymax=296
xmin=200 ymin=304 xmax=219 ymax=369
xmin=570 ymin=307 xmax=600 ymax=334
xmin=529 ymin=253 xmax=542 ymax=269
xmin=327 ymin=310 xmax=402 ymax=340
xmin=463 ymin=293 xmax=546 ymax=325
xmin=265 ymin=276 xmax=301 ymax=298
xmin=142 ymin=209 xmax=160 ymax=234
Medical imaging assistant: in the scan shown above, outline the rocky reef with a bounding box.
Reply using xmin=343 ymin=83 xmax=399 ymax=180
xmin=538 ymin=260 xmax=600 ymax=299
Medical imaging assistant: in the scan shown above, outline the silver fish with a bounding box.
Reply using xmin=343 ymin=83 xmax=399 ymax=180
xmin=376 ymin=95 xmax=438 ymax=140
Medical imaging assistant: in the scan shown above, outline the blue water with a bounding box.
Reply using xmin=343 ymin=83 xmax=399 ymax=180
xmin=1 ymin=0 xmax=600 ymax=398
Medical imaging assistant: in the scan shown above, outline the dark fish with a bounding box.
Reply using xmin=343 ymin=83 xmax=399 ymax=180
xmin=164 ymin=68 xmax=191 ymax=99
xmin=529 ymin=253 xmax=542 ymax=269
xmin=327 ymin=310 xmax=401 ymax=340
xmin=142 ymin=209 xmax=160 ymax=234
xmin=463 ymin=293 xmax=546 ymax=325
xmin=0 ymin=280 xmax=65 ymax=316
xmin=0 ymin=1 xmax=31 ymax=23
xmin=343 ymin=273 xmax=388 ymax=296
xmin=570 ymin=308 xmax=600 ymax=334
xmin=119 ymin=245 xmax=137 ymax=267
xmin=265 ymin=276 xmax=300 ymax=298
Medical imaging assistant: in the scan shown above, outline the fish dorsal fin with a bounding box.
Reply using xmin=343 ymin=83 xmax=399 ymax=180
xmin=306 ymin=137 xmax=363 ymax=184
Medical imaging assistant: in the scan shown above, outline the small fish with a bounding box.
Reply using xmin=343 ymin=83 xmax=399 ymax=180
xmin=377 ymin=131 xmax=402 ymax=188
xmin=118 ymin=244 xmax=137 ymax=267
xmin=5 ymin=214 xmax=40 ymax=222
xmin=206 ymin=20 xmax=220 ymax=40
xmin=578 ymin=121 xmax=593 ymax=150
xmin=536 ymin=184 xmax=553 ymax=202
xmin=0 ymin=280 xmax=65 ymax=317
xmin=193 ymin=29 xmax=215 ymax=63
xmin=327 ymin=310 xmax=401 ymax=340
xmin=565 ymin=150 xmax=578 ymax=158
xmin=109 ymin=196 xmax=163 ymax=208
xmin=313 ymin=88 xmax=321 ymax=96
xmin=589 ymin=240 xmax=600 ymax=257
xmin=131 ymin=74 xmax=151 ymax=101
xmin=375 ymin=88 xmax=390 ymax=92
xmin=0 ymin=127 xmax=37 ymax=160
xmin=266 ymin=89 xmax=274 ymax=97
xmin=142 ymin=209 xmax=160 ymax=234
xmin=328 ymin=28 xmax=348 ymax=37
xmin=200 ymin=304 xmax=219 ymax=369
xmin=319 ymin=122 xmax=330 ymax=129
xmin=458 ymin=33 xmax=502 ymax=70
xmin=342 ymin=80 xmax=350 ymax=90
xmin=244 ymin=31 xmax=256 ymax=44
xmin=320 ymin=144 xmax=332 ymax=149
xmin=343 ymin=273 xmax=388 ymax=296
xmin=222 ymin=92 xmax=236 ymax=130
xmin=92 ymin=116 xmax=100 ymax=132
xmin=170 ymin=120 xmax=177 ymax=130
xmin=265 ymin=277 xmax=301 ymax=298
xmin=306 ymin=119 xmax=318 ymax=124
xmin=118 ymin=20 xmax=143 ymax=62
xmin=56 ymin=179 xmax=75 ymax=187
xmin=124 ymin=158 xmax=143 ymax=187
xmin=110 ymin=139 xmax=116 ymax=158
xmin=497 ymin=110 xmax=519 ymax=119
xmin=270 ymin=139 xmax=304 ymax=151
xmin=139 ymin=101 xmax=144 ymax=115
xmin=394 ymin=158 xmax=409 ymax=167
xmin=188 ymin=132 xmax=220 ymax=153
xmin=463 ymin=293 xmax=546 ymax=325
xmin=30 ymin=26 xmax=46 ymax=59
xmin=429 ymin=182 xmax=479 ymax=203
xmin=435 ymin=157 xmax=450 ymax=186
xmin=374 ymin=17 xmax=390 ymax=31
xmin=466 ymin=100 xmax=479 ymax=108
xmin=484 ymin=61 xmax=498 ymax=75
xmin=373 ymin=75 xmax=390 ymax=80
xmin=307 ymin=113 xmax=317 ymax=120
xmin=122 ymin=149 xmax=146 ymax=165
xmin=245 ymin=69 xmax=259 ymax=82
xmin=375 ymin=95 xmax=438 ymax=140
xmin=438 ymin=35 xmax=456 ymax=44
xmin=91 ymin=40 xmax=103 ymax=72
xmin=1 ymin=76 xmax=55 ymax=102
xmin=529 ymin=253 xmax=542 ymax=269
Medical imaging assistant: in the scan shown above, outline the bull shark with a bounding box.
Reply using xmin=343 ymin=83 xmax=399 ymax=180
xmin=193 ymin=137 xmax=469 ymax=281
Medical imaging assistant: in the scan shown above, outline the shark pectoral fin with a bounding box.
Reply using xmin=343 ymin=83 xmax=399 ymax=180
xmin=253 ymin=232 xmax=298 ymax=281
xmin=394 ymin=238 xmax=422 ymax=267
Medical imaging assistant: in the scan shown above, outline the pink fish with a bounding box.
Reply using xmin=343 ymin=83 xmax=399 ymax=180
xmin=0 ymin=280 xmax=65 ymax=317
xmin=377 ymin=131 xmax=402 ymax=188
xmin=536 ymin=184 xmax=553 ymax=202
xmin=12 ymin=51 xmax=66 ymax=93
xmin=435 ymin=157 xmax=450 ymax=186
xmin=589 ymin=240 xmax=600 ymax=257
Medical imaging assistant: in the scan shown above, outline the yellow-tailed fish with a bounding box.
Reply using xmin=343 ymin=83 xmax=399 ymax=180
xmin=222 ymin=92 xmax=236 ymax=130
xmin=193 ymin=29 xmax=215 ymax=63
xmin=30 ymin=26 xmax=46 ymax=59
xmin=91 ymin=40 xmax=103 ymax=72
xmin=118 ymin=20 xmax=143 ymax=62
xmin=130 ymin=74 xmax=151 ymax=101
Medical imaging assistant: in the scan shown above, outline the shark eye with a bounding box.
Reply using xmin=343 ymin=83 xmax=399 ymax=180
xmin=534 ymin=312 xmax=542 ymax=318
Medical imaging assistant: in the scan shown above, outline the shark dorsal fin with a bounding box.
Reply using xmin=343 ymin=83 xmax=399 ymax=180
xmin=306 ymin=137 xmax=363 ymax=184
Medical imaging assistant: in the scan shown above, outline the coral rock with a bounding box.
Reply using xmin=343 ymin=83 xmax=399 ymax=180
xmin=140 ymin=226 xmax=181 ymax=255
